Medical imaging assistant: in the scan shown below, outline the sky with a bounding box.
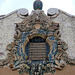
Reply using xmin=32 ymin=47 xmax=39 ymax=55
xmin=0 ymin=0 xmax=75 ymax=15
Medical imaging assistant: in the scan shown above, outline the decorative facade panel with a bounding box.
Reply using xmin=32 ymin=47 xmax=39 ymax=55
xmin=0 ymin=0 xmax=75 ymax=75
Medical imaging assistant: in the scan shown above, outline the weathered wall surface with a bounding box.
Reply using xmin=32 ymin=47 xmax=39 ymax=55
xmin=49 ymin=9 xmax=75 ymax=59
xmin=0 ymin=11 xmax=23 ymax=59
xmin=0 ymin=8 xmax=75 ymax=60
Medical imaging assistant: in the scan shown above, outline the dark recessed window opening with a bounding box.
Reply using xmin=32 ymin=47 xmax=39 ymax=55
xmin=25 ymin=37 xmax=50 ymax=62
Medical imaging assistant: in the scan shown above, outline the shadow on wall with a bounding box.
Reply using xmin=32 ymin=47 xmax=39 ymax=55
xmin=0 ymin=65 xmax=75 ymax=75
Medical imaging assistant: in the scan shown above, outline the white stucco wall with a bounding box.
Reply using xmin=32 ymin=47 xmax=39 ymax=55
xmin=0 ymin=12 xmax=23 ymax=59
xmin=51 ymin=10 xmax=75 ymax=59
xmin=0 ymin=8 xmax=75 ymax=60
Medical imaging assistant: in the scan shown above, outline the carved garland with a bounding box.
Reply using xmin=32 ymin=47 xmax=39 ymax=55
xmin=0 ymin=13 xmax=69 ymax=75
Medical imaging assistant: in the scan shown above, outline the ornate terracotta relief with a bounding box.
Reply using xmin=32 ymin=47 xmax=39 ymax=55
xmin=0 ymin=0 xmax=75 ymax=75
xmin=0 ymin=11 xmax=69 ymax=75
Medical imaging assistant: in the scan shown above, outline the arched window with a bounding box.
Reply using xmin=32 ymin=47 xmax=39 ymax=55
xmin=25 ymin=37 xmax=50 ymax=61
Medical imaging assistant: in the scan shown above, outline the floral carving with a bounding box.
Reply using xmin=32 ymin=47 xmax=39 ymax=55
xmin=0 ymin=10 xmax=73 ymax=75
